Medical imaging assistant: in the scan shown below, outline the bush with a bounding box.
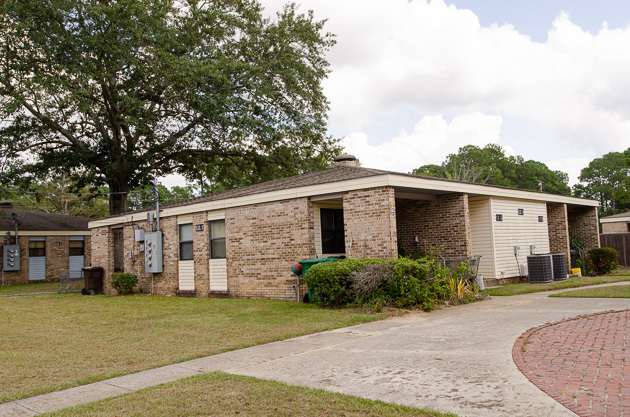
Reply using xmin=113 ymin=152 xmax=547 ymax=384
xmin=304 ymin=259 xmax=379 ymax=307
xmin=588 ymin=247 xmax=619 ymax=276
xmin=111 ymin=273 xmax=138 ymax=295
xmin=304 ymin=258 xmax=447 ymax=311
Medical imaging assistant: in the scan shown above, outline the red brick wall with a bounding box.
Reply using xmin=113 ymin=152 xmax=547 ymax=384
xmin=193 ymin=212 xmax=210 ymax=294
xmin=342 ymin=187 xmax=398 ymax=259
xmin=226 ymin=198 xmax=315 ymax=300
xmin=547 ymin=203 xmax=571 ymax=268
xmin=601 ymin=221 xmax=629 ymax=234
xmin=93 ymin=218 xmax=180 ymax=296
xmin=0 ymin=234 xmax=91 ymax=285
xmin=91 ymin=227 xmax=112 ymax=292
xmin=568 ymin=206 xmax=600 ymax=251
xmin=396 ymin=193 xmax=472 ymax=261
xmin=0 ymin=235 xmax=28 ymax=285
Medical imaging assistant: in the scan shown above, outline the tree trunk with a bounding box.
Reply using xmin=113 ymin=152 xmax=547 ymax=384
xmin=108 ymin=180 xmax=130 ymax=216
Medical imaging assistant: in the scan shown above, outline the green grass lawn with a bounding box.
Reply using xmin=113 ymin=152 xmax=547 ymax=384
xmin=550 ymin=283 xmax=630 ymax=298
xmin=45 ymin=372 xmax=455 ymax=417
xmin=0 ymin=280 xmax=66 ymax=295
xmin=0 ymin=292 xmax=394 ymax=403
xmin=484 ymin=270 xmax=630 ymax=296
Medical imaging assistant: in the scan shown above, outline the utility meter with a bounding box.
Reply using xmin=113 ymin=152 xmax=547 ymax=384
xmin=3 ymin=244 xmax=20 ymax=271
xmin=144 ymin=231 xmax=163 ymax=273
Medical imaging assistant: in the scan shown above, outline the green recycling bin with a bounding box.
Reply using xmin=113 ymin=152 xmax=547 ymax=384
xmin=299 ymin=257 xmax=338 ymax=302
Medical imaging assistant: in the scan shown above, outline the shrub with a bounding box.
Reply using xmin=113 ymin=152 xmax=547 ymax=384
xmin=441 ymin=263 xmax=480 ymax=304
xmin=571 ymin=236 xmax=592 ymax=276
xmin=305 ymin=257 xmax=446 ymax=311
xmin=111 ymin=273 xmax=138 ymax=295
xmin=349 ymin=263 xmax=394 ymax=298
xmin=304 ymin=258 xmax=379 ymax=307
xmin=588 ymin=247 xmax=619 ymax=276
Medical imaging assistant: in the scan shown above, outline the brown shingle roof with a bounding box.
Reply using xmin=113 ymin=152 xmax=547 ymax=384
xmin=0 ymin=208 xmax=90 ymax=232
xmin=603 ymin=211 xmax=630 ymax=220
xmin=160 ymin=165 xmax=388 ymax=210
xmin=94 ymin=163 xmax=592 ymax=221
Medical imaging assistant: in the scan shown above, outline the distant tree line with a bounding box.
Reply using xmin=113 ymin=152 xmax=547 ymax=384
xmin=413 ymin=144 xmax=630 ymax=217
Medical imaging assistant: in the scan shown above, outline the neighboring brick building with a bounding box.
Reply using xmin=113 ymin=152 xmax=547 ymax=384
xmin=600 ymin=212 xmax=630 ymax=234
xmin=0 ymin=203 xmax=91 ymax=285
xmin=89 ymin=155 xmax=601 ymax=300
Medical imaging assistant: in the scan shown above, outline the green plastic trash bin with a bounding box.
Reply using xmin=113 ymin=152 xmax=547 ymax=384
xmin=299 ymin=258 xmax=338 ymax=302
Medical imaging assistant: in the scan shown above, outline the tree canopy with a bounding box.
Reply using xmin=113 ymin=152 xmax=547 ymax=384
xmin=412 ymin=144 xmax=571 ymax=195
xmin=0 ymin=175 xmax=109 ymax=217
xmin=573 ymin=149 xmax=630 ymax=215
xmin=0 ymin=0 xmax=339 ymax=215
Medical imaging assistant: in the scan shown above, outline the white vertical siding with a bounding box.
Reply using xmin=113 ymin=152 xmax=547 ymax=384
xmin=177 ymin=214 xmax=193 ymax=224
xmin=178 ymin=260 xmax=195 ymax=290
xmin=209 ymin=259 xmax=228 ymax=291
xmin=69 ymin=256 xmax=84 ymax=278
xmin=69 ymin=236 xmax=84 ymax=278
xmin=491 ymin=198 xmax=550 ymax=278
xmin=207 ymin=210 xmax=226 ymax=221
xmin=313 ymin=199 xmax=343 ymax=257
xmin=29 ymin=236 xmax=46 ymax=281
xmin=208 ymin=210 xmax=227 ymax=291
xmin=468 ymin=197 xmax=496 ymax=279
xmin=29 ymin=257 xmax=46 ymax=280
xmin=178 ymin=214 xmax=195 ymax=290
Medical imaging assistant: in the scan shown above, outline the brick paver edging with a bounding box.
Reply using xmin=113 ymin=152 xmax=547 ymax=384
xmin=512 ymin=309 xmax=630 ymax=417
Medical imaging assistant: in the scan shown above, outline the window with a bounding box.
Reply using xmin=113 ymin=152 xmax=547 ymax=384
xmin=517 ymin=209 xmax=524 ymax=215
xmin=209 ymin=220 xmax=226 ymax=259
xmin=29 ymin=240 xmax=45 ymax=257
xmin=179 ymin=224 xmax=194 ymax=260
xmin=538 ymin=216 xmax=544 ymax=223
xmin=496 ymin=214 xmax=503 ymax=222
xmin=321 ymin=208 xmax=345 ymax=254
xmin=113 ymin=228 xmax=124 ymax=272
xmin=69 ymin=240 xmax=85 ymax=256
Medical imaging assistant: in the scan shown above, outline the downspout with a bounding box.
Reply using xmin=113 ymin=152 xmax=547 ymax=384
xmin=11 ymin=212 xmax=18 ymax=241
xmin=149 ymin=181 xmax=160 ymax=231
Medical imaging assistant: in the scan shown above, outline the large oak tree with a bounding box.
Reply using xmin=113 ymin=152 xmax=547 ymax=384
xmin=0 ymin=0 xmax=338 ymax=214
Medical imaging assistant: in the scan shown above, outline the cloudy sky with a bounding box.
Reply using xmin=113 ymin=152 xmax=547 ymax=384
xmin=258 ymin=0 xmax=630 ymax=185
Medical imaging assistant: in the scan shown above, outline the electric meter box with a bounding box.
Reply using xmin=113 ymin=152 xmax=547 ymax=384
xmin=144 ymin=231 xmax=163 ymax=273
xmin=3 ymin=244 xmax=20 ymax=271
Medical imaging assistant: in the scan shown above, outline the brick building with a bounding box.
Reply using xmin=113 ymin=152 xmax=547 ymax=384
xmin=89 ymin=156 xmax=600 ymax=300
xmin=600 ymin=212 xmax=630 ymax=234
xmin=0 ymin=203 xmax=91 ymax=285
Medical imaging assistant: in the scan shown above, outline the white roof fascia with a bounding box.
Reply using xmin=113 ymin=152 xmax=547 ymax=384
xmin=387 ymin=175 xmax=600 ymax=207
xmin=89 ymin=173 xmax=599 ymax=228
xmin=600 ymin=217 xmax=630 ymax=223
xmin=89 ymin=176 xmax=391 ymax=228
xmin=0 ymin=230 xmax=90 ymax=236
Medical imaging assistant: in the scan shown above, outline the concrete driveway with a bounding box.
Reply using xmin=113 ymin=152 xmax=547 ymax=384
xmin=4 ymin=284 xmax=629 ymax=417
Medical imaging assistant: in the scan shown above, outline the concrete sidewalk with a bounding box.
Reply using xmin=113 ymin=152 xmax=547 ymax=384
xmin=3 ymin=283 xmax=630 ymax=417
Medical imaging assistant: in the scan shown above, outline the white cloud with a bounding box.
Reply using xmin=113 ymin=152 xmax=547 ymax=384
xmin=342 ymin=112 xmax=502 ymax=173
xmin=547 ymin=157 xmax=592 ymax=186
xmin=260 ymin=0 xmax=630 ymax=171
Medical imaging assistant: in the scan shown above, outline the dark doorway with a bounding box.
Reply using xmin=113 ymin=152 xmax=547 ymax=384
xmin=321 ymin=208 xmax=345 ymax=254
